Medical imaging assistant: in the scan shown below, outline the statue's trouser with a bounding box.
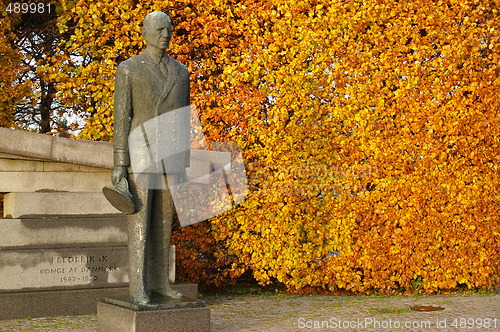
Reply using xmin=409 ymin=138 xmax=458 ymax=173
xmin=127 ymin=173 xmax=178 ymax=303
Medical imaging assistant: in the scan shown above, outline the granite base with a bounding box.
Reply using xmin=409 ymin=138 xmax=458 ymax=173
xmin=97 ymin=296 xmax=210 ymax=332
xmin=0 ymin=282 xmax=198 ymax=320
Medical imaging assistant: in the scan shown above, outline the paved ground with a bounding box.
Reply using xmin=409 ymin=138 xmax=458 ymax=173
xmin=0 ymin=293 xmax=498 ymax=331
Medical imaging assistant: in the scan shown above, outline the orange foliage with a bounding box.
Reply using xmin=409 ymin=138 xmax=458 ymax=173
xmin=4 ymin=0 xmax=498 ymax=292
xmin=0 ymin=2 xmax=34 ymax=128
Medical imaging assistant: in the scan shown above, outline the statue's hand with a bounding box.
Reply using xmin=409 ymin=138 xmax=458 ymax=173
xmin=112 ymin=166 xmax=128 ymax=185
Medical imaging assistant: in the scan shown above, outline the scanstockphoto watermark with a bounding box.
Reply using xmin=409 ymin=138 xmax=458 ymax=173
xmin=297 ymin=317 xmax=498 ymax=330
xmin=127 ymin=105 xmax=248 ymax=226
xmin=297 ymin=317 xmax=432 ymax=330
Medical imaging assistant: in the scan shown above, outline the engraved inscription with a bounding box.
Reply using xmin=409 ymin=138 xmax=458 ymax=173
xmin=38 ymin=253 xmax=126 ymax=286
xmin=51 ymin=256 xmax=96 ymax=264
xmin=0 ymin=248 xmax=129 ymax=291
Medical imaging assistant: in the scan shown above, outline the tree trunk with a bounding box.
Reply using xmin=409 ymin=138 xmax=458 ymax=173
xmin=39 ymin=80 xmax=54 ymax=134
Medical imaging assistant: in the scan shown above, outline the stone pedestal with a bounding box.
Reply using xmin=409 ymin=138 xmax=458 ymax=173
xmin=0 ymin=129 xmax=215 ymax=320
xmin=0 ymin=282 xmax=199 ymax=320
xmin=97 ymin=296 xmax=210 ymax=332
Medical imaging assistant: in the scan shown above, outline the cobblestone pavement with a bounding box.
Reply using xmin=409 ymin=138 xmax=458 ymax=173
xmin=0 ymin=294 xmax=497 ymax=331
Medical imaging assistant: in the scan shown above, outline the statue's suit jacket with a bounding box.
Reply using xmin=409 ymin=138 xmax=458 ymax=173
xmin=113 ymin=51 xmax=190 ymax=175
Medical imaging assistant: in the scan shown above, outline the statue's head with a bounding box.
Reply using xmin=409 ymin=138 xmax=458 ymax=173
xmin=142 ymin=11 xmax=172 ymax=51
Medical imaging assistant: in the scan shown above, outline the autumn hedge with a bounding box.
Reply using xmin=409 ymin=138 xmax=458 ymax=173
xmin=1 ymin=0 xmax=498 ymax=293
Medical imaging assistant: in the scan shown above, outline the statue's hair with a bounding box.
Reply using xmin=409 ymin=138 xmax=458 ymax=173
xmin=143 ymin=11 xmax=171 ymax=32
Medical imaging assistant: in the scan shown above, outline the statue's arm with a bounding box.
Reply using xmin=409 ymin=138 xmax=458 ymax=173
xmin=112 ymin=63 xmax=132 ymax=184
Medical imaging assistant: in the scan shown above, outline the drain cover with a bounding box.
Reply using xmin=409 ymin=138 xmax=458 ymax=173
xmin=409 ymin=305 xmax=446 ymax=312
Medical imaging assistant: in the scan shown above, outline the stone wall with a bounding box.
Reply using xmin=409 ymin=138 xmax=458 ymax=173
xmin=0 ymin=146 xmax=132 ymax=318
xmin=0 ymin=129 xmax=196 ymax=319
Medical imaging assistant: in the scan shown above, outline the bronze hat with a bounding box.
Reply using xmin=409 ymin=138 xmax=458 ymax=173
xmin=103 ymin=178 xmax=135 ymax=215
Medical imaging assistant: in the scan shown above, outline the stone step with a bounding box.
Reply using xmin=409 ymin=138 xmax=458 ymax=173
xmin=0 ymin=217 xmax=127 ymax=249
xmin=3 ymin=192 xmax=120 ymax=218
xmin=0 ymin=282 xmax=198 ymax=320
xmin=0 ymin=153 xmax=109 ymax=172
xmin=98 ymin=300 xmax=210 ymax=332
xmin=0 ymin=127 xmax=113 ymax=169
xmin=0 ymin=171 xmax=111 ymax=193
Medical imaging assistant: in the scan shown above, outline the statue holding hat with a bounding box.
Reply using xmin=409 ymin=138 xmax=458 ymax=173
xmin=104 ymin=11 xmax=190 ymax=305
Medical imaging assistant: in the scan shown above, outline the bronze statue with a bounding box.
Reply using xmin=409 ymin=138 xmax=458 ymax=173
xmin=109 ymin=11 xmax=190 ymax=304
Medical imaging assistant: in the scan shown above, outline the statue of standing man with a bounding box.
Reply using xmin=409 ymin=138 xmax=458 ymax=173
xmin=108 ymin=11 xmax=191 ymax=304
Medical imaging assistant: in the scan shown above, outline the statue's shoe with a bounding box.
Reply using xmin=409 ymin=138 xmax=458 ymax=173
xmin=154 ymin=288 xmax=183 ymax=299
xmin=131 ymin=293 xmax=150 ymax=304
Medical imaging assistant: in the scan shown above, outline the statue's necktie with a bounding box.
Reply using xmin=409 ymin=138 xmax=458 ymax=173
xmin=159 ymin=56 xmax=169 ymax=77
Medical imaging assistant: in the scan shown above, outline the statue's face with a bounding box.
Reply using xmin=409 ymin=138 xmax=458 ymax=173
xmin=143 ymin=16 xmax=172 ymax=51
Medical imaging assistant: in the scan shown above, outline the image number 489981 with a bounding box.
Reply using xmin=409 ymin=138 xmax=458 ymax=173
xmin=5 ymin=2 xmax=52 ymax=14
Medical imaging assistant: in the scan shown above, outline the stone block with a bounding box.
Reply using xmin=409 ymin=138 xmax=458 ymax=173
xmin=0 ymin=127 xmax=114 ymax=169
xmin=0 ymin=287 xmax=129 ymax=319
xmin=0 ymin=154 xmax=109 ymax=172
xmin=0 ymin=282 xmax=198 ymax=320
xmin=0 ymin=247 xmax=129 ymax=291
xmin=0 ymin=155 xmax=44 ymax=172
xmin=0 ymin=127 xmax=54 ymax=160
xmin=0 ymin=217 xmax=127 ymax=249
xmin=97 ymin=299 xmax=210 ymax=332
xmin=0 ymin=245 xmax=176 ymax=292
xmin=50 ymin=136 xmax=113 ymax=169
xmin=3 ymin=192 xmax=120 ymax=218
xmin=0 ymin=171 xmax=111 ymax=192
